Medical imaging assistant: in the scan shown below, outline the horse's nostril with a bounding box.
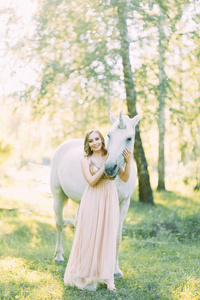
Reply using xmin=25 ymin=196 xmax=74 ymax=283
xmin=105 ymin=163 xmax=118 ymax=177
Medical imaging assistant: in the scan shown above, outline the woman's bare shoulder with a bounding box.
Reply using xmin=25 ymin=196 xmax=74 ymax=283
xmin=81 ymin=156 xmax=89 ymax=164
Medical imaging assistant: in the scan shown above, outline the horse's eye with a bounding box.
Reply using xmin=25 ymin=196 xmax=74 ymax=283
xmin=107 ymin=134 xmax=110 ymax=139
xmin=127 ymin=137 xmax=132 ymax=142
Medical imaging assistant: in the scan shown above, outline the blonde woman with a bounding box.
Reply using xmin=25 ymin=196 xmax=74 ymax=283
xmin=64 ymin=129 xmax=131 ymax=291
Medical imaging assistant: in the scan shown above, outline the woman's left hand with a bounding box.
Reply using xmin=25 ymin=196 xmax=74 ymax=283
xmin=123 ymin=148 xmax=132 ymax=164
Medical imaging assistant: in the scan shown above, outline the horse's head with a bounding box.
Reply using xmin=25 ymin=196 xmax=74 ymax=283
xmin=104 ymin=111 xmax=140 ymax=179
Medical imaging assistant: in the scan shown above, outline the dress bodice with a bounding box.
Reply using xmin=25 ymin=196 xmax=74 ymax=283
xmin=89 ymin=160 xmax=100 ymax=176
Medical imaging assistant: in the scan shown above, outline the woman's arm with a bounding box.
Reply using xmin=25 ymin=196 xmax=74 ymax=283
xmin=118 ymin=149 xmax=132 ymax=182
xmin=81 ymin=157 xmax=105 ymax=186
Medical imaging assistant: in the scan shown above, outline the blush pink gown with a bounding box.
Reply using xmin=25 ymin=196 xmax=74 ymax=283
xmin=64 ymin=159 xmax=119 ymax=290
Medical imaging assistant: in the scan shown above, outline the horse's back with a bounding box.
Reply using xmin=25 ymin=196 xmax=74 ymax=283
xmin=50 ymin=139 xmax=137 ymax=204
xmin=50 ymin=139 xmax=87 ymax=202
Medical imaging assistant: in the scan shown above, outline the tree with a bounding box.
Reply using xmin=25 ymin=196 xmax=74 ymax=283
xmin=117 ymin=1 xmax=154 ymax=204
xmin=134 ymin=0 xmax=191 ymax=191
xmin=157 ymin=3 xmax=167 ymax=190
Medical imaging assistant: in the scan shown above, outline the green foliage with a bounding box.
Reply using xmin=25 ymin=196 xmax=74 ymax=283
xmin=25 ymin=0 xmax=123 ymax=124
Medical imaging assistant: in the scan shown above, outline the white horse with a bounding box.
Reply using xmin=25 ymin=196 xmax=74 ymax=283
xmin=50 ymin=111 xmax=140 ymax=277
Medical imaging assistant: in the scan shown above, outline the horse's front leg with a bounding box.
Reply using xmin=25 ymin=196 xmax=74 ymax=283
xmin=115 ymin=197 xmax=130 ymax=278
xmin=53 ymin=187 xmax=68 ymax=262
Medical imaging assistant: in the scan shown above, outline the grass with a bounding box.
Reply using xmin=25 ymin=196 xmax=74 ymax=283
xmin=0 ymin=167 xmax=200 ymax=299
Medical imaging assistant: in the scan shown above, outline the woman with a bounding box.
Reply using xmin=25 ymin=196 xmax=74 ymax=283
xmin=64 ymin=129 xmax=131 ymax=291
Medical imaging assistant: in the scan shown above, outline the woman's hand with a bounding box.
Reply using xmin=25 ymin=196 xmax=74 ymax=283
xmin=123 ymin=148 xmax=132 ymax=164
xmin=118 ymin=149 xmax=132 ymax=182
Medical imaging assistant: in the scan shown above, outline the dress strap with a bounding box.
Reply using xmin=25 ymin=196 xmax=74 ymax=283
xmin=90 ymin=160 xmax=100 ymax=170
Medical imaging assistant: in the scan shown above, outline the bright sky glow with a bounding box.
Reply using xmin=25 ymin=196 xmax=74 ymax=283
xmin=0 ymin=0 xmax=37 ymax=97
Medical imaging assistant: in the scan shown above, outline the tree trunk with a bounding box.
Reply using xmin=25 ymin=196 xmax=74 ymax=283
xmin=117 ymin=4 xmax=154 ymax=204
xmin=157 ymin=7 xmax=166 ymax=191
xmin=178 ymin=69 xmax=187 ymax=165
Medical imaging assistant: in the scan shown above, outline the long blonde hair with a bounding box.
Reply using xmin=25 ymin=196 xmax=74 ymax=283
xmin=84 ymin=129 xmax=108 ymax=157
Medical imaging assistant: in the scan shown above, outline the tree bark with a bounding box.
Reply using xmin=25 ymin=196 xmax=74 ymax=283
xmin=178 ymin=39 xmax=187 ymax=165
xmin=117 ymin=4 xmax=154 ymax=204
xmin=157 ymin=6 xmax=166 ymax=191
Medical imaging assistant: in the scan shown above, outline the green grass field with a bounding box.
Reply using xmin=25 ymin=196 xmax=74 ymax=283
xmin=0 ymin=168 xmax=200 ymax=299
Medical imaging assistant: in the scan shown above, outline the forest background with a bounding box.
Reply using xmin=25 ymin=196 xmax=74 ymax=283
xmin=0 ymin=0 xmax=200 ymax=199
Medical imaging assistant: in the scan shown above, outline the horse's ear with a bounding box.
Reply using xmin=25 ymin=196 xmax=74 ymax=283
xmin=131 ymin=114 xmax=140 ymax=127
xmin=109 ymin=111 xmax=117 ymax=124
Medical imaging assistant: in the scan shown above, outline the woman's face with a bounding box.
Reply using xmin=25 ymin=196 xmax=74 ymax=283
xmin=88 ymin=131 xmax=103 ymax=153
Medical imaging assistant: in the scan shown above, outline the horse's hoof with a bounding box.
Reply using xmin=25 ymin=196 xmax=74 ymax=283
xmin=107 ymin=286 xmax=116 ymax=292
xmin=54 ymin=257 xmax=64 ymax=262
xmin=54 ymin=253 xmax=65 ymax=262
xmin=114 ymin=271 xmax=123 ymax=279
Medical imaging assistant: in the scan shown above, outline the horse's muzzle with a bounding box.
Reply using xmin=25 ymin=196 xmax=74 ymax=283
xmin=104 ymin=163 xmax=119 ymax=179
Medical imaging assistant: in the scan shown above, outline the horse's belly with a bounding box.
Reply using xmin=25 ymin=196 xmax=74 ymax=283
xmin=59 ymin=164 xmax=87 ymax=203
xmin=60 ymin=168 xmax=87 ymax=203
xmin=62 ymin=181 xmax=86 ymax=203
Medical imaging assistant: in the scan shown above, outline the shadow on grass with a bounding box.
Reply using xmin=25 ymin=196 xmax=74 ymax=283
xmin=130 ymin=189 xmax=200 ymax=211
xmin=126 ymin=189 xmax=200 ymax=243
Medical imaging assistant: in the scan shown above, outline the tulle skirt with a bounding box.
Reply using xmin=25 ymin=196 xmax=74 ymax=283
xmin=64 ymin=179 xmax=119 ymax=290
